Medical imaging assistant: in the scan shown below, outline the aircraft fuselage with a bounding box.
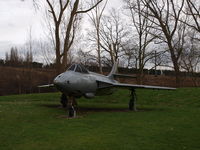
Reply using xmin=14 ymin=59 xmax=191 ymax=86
xmin=53 ymin=71 xmax=118 ymax=98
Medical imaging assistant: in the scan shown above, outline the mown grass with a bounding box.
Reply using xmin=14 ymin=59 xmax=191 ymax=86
xmin=0 ymin=88 xmax=200 ymax=150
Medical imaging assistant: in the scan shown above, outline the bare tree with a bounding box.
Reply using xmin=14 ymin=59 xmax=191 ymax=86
xmin=124 ymin=0 xmax=157 ymax=83
xmin=180 ymin=30 xmax=200 ymax=86
xmin=99 ymin=8 xmax=129 ymax=66
xmin=76 ymin=49 xmax=97 ymax=66
xmin=5 ymin=47 xmax=22 ymax=66
xmin=184 ymin=0 xmax=200 ymax=33
xmin=40 ymin=0 xmax=103 ymax=74
xmin=88 ymin=0 xmax=108 ymax=73
xmin=25 ymin=27 xmax=34 ymax=66
xmin=139 ymin=0 xmax=185 ymax=87
xmin=121 ymin=42 xmax=138 ymax=68
xmin=38 ymin=40 xmax=55 ymax=65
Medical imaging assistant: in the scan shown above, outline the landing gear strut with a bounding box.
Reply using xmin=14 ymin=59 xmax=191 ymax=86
xmin=60 ymin=94 xmax=77 ymax=117
xmin=129 ymin=89 xmax=137 ymax=111
xmin=67 ymin=96 xmax=77 ymax=118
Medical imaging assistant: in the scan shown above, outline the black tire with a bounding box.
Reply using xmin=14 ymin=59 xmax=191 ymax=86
xmin=129 ymin=98 xmax=134 ymax=110
xmin=60 ymin=93 xmax=68 ymax=108
xmin=68 ymin=106 xmax=75 ymax=117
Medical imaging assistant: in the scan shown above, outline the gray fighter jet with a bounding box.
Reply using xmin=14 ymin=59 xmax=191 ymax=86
xmin=39 ymin=62 xmax=175 ymax=117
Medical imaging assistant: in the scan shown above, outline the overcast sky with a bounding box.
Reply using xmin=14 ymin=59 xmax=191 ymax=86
xmin=0 ymin=0 xmax=123 ymax=59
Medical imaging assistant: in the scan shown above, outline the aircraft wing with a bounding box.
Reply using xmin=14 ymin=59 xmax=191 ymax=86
xmin=113 ymin=73 xmax=137 ymax=78
xmin=38 ymin=84 xmax=54 ymax=88
xmin=112 ymin=83 xmax=176 ymax=90
xmin=96 ymin=79 xmax=176 ymax=90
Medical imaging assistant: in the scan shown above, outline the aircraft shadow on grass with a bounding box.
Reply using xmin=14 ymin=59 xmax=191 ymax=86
xmin=39 ymin=104 xmax=165 ymax=113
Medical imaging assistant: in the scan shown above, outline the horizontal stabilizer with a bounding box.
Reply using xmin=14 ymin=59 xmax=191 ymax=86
xmin=38 ymin=84 xmax=54 ymax=88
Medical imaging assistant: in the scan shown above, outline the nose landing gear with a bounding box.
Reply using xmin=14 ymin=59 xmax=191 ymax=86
xmin=60 ymin=93 xmax=68 ymax=108
xmin=60 ymin=94 xmax=77 ymax=118
xmin=67 ymin=96 xmax=77 ymax=118
xmin=68 ymin=105 xmax=76 ymax=118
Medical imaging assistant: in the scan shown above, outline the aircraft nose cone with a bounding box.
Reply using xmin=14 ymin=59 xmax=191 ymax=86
xmin=53 ymin=79 xmax=58 ymax=85
xmin=53 ymin=75 xmax=64 ymax=92
xmin=53 ymin=72 xmax=71 ymax=92
xmin=53 ymin=75 xmax=62 ymax=86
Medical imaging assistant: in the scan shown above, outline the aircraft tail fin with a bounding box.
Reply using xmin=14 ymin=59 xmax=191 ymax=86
xmin=108 ymin=60 xmax=118 ymax=79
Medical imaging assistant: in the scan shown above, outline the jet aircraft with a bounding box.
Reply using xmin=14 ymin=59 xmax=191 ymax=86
xmin=39 ymin=62 xmax=175 ymax=117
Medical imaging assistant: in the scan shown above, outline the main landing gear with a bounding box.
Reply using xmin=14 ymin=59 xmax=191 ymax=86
xmin=60 ymin=94 xmax=77 ymax=118
xmin=129 ymin=89 xmax=137 ymax=111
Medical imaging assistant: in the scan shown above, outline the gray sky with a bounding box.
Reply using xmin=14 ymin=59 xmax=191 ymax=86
xmin=0 ymin=0 xmax=123 ymax=59
xmin=0 ymin=0 xmax=45 ymax=58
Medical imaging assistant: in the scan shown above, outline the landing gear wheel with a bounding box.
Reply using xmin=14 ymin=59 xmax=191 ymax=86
xmin=60 ymin=93 xmax=68 ymax=108
xmin=68 ymin=106 xmax=76 ymax=118
xmin=129 ymin=89 xmax=137 ymax=111
xmin=67 ymin=96 xmax=77 ymax=118
xmin=129 ymin=98 xmax=134 ymax=110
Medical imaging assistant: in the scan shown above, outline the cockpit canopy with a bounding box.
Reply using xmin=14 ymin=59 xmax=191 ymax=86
xmin=67 ymin=64 xmax=89 ymax=73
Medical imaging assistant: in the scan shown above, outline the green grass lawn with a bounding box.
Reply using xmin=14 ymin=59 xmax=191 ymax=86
xmin=0 ymin=88 xmax=200 ymax=150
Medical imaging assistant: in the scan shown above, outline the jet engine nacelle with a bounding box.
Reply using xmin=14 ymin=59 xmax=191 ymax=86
xmin=84 ymin=93 xmax=95 ymax=98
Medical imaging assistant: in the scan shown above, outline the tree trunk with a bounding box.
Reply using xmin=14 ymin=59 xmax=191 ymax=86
xmin=55 ymin=25 xmax=62 ymax=74
xmin=137 ymin=67 xmax=144 ymax=84
xmin=62 ymin=51 xmax=68 ymax=72
xmin=97 ymin=25 xmax=103 ymax=73
xmin=109 ymin=44 xmax=114 ymax=65
xmin=173 ymin=59 xmax=180 ymax=87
